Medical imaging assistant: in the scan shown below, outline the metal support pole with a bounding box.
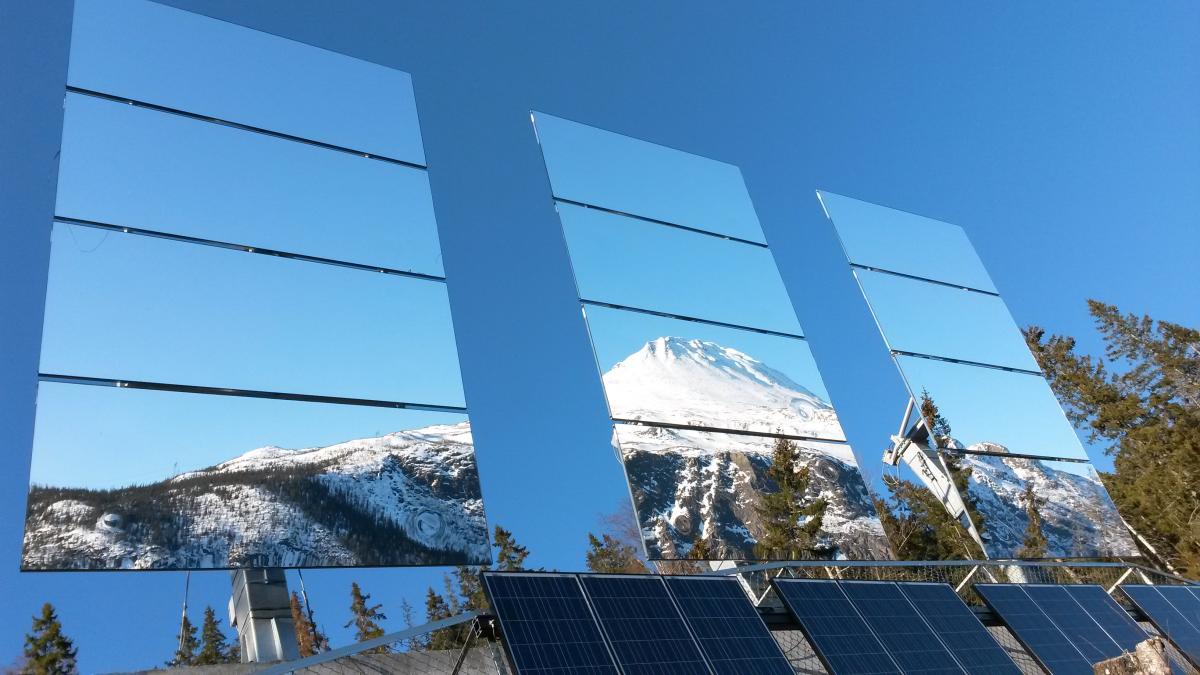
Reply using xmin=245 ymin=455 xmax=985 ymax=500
xmin=230 ymin=568 xmax=300 ymax=663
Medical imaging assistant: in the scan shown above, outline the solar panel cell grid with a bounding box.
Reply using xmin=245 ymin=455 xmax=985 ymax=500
xmin=838 ymin=581 xmax=965 ymax=675
xmin=483 ymin=574 xmax=619 ymax=675
xmin=1023 ymin=585 xmax=1125 ymax=665
xmin=578 ymin=575 xmax=712 ymax=675
xmin=974 ymin=584 xmax=1094 ymax=675
xmin=1122 ymin=585 xmax=1200 ymax=668
xmin=773 ymin=579 xmax=902 ymax=675
xmin=1061 ymin=585 xmax=1148 ymax=654
xmin=664 ymin=576 xmax=794 ymax=675
xmin=896 ymin=583 xmax=1021 ymax=675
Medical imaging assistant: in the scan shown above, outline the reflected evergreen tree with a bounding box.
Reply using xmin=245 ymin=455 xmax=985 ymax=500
xmin=753 ymin=436 xmax=828 ymax=560
xmin=289 ymin=592 xmax=327 ymax=657
xmin=493 ymin=526 xmax=529 ymax=571
xmin=195 ymin=606 xmax=235 ymax=665
xmin=346 ymin=583 xmax=388 ymax=653
xmin=22 ymin=603 xmax=77 ymax=675
xmin=1026 ymin=301 xmax=1200 ymax=574
xmin=423 ymin=589 xmax=457 ymax=651
xmin=1016 ymin=485 xmax=1049 ymax=558
xmin=585 ymin=533 xmax=651 ymax=573
xmin=876 ymin=477 xmax=985 ymax=560
xmin=920 ymin=390 xmax=989 ymax=546
xmin=166 ymin=612 xmax=197 ymax=667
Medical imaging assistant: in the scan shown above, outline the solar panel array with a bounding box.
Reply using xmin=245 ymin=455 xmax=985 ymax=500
xmin=773 ymin=578 xmax=1021 ymax=675
xmin=976 ymin=583 xmax=1157 ymax=675
xmin=484 ymin=572 xmax=792 ymax=675
xmin=1121 ymin=584 xmax=1200 ymax=668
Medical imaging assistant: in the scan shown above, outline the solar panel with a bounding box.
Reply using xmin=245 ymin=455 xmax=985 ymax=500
xmin=1061 ymin=585 xmax=1148 ymax=653
xmin=1157 ymin=585 xmax=1200 ymax=629
xmin=664 ymin=576 xmax=794 ymax=675
xmin=1022 ymin=585 xmax=1125 ymax=665
xmin=838 ymin=581 xmax=965 ymax=674
xmin=1122 ymin=585 xmax=1200 ymax=667
xmin=578 ymin=575 xmax=712 ymax=675
xmin=896 ymin=582 xmax=1021 ymax=674
xmin=974 ymin=584 xmax=1094 ymax=675
xmin=482 ymin=573 xmax=619 ymax=675
xmin=773 ymin=579 xmax=902 ymax=674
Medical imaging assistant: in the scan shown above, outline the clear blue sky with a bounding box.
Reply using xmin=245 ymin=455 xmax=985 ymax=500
xmin=1 ymin=1 xmax=1197 ymax=673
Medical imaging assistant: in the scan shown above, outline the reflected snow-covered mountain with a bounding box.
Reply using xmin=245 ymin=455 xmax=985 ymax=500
xmin=955 ymin=444 xmax=1138 ymax=558
xmin=23 ymin=423 xmax=489 ymax=570
xmin=605 ymin=337 xmax=891 ymax=561
xmin=603 ymin=336 xmax=844 ymax=439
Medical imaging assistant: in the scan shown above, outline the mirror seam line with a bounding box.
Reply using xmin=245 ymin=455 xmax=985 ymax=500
xmin=554 ymin=197 xmax=768 ymax=248
xmin=580 ymin=299 xmax=806 ymax=340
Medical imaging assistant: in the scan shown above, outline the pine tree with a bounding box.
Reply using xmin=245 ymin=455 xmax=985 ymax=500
xmin=22 ymin=603 xmax=77 ymax=675
xmin=289 ymin=592 xmax=328 ymax=657
xmin=1025 ymin=301 xmax=1200 ymax=574
xmin=753 ymin=436 xmax=828 ymax=560
xmin=399 ymin=598 xmax=427 ymax=652
xmin=688 ymin=535 xmax=712 ymax=560
xmin=1016 ymin=485 xmax=1049 ymax=558
xmin=921 ymin=391 xmax=989 ymax=543
xmin=492 ymin=526 xmax=530 ymax=571
xmin=423 ymin=588 xmax=457 ymax=651
xmin=585 ymin=533 xmax=651 ymax=573
xmin=876 ymin=476 xmax=985 ymax=561
xmin=345 ymin=583 xmax=388 ymax=653
xmin=166 ymin=612 xmax=198 ymax=667
xmin=194 ymin=606 xmax=235 ymax=665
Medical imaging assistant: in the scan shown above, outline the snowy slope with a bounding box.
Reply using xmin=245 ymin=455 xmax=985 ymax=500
xmin=602 ymin=337 xmax=844 ymax=439
xmin=616 ymin=424 xmax=892 ymax=560
xmin=957 ymin=444 xmax=1138 ymax=558
xmin=23 ymin=423 xmax=489 ymax=570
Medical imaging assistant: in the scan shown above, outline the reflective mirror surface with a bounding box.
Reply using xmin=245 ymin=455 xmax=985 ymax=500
xmin=954 ymin=455 xmax=1138 ymax=558
xmin=41 ymin=224 xmax=464 ymax=406
xmin=854 ymin=268 xmax=1040 ymax=371
xmin=560 ymin=202 xmax=801 ymax=333
xmin=534 ymin=112 xmax=765 ymax=243
xmin=896 ymin=355 xmax=1088 ymax=460
xmin=24 ymin=382 xmax=487 ymax=569
xmin=69 ymin=0 xmax=424 ymax=163
xmin=586 ymin=306 xmax=842 ymax=440
xmin=58 ymin=93 xmax=444 ymax=276
xmin=819 ymin=190 xmax=996 ymax=292
xmin=614 ymin=424 xmax=891 ymax=560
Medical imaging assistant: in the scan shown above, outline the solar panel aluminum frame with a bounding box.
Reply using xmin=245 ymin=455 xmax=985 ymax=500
xmin=771 ymin=578 xmax=904 ymax=675
xmin=481 ymin=572 xmax=622 ymax=675
xmin=578 ymin=573 xmax=716 ymax=675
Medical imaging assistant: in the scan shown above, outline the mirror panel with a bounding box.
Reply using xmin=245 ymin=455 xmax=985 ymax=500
xmin=895 ymin=355 xmax=1088 ymax=460
xmin=57 ymin=94 xmax=443 ymax=276
xmin=68 ymin=0 xmax=424 ymax=163
xmin=534 ymin=112 xmax=765 ymax=243
xmin=40 ymin=224 xmax=464 ymax=406
xmin=956 ymin=455 xmax=1138 ymax=558
xmin=855 ymin=268 xmax=1040 ymax=371
xmin=585 ymin=305 xmax=842 ymax=440
xmin=613 ymin=424 xmax=892 ymax=560
xmin=560 ymin=202 xmax=801 ymax=334
xmin=819 ymin=190 xmax=996 ymax=292
xmin=23 ymin=382 xmax=486 ymax=569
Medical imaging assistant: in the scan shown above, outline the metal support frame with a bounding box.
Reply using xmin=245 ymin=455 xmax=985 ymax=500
xmin=230 ymin=568 xmax=300 ymax=664
xmin=883 ymin=397 xmax=988 ymax=557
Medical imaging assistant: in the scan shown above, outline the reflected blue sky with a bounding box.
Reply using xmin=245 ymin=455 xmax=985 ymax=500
xmin=855 ymin=268 xmax=1040 ymax=371
xmin=30 ymin=382 xmax=467 ymax=490
xmin=535 ymin=112 xmax=765 ymax=243
xmin=819 ymin=191 xmax=997 ymax=292
xmin=3 ymin=0 xmax=1197 ymax=670
xmin=69 ymin=0 xmax=424 ymax=162
xmin=58 ymin=94 xmax=444 ymax=276
xmin=896 ymin=355 xmax=1088 ymax=460
xmin=560 ymin=202 xmax=802 ymax=334
xmin=40 ymin=224 xmax=464 ymax=406
xmin=585 ymin=304 xmax=831 ymax=404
